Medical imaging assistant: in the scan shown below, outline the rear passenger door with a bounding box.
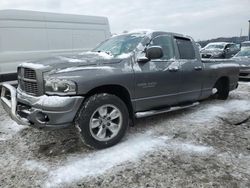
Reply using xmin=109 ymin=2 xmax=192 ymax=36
xmin=174 ymin=37 xmax=203 ymax=103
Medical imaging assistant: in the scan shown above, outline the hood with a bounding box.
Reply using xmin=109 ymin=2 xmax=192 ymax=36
xmin=232 ymin=57 xmax=250 ymax=68
xmin=19 ymin=52 xmax=124 ymax=72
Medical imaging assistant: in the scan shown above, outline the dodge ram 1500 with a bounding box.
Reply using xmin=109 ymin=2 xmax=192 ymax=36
xmin=1 ymin=30 xmax=239 ymax=149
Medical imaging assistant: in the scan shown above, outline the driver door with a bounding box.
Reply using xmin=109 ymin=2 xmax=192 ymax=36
xmin=133 ymin=35 xmax=182 ymax=112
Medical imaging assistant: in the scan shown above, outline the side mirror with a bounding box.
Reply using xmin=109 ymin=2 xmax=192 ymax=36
xmin=146 ymin=46 xmax=163 ymax=60
xmin=137 ymin=46 xmax=163 ymax=63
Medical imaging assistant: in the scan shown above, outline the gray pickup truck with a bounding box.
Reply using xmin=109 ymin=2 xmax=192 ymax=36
xmin=1 ymin=31 xmax=239 ymax=149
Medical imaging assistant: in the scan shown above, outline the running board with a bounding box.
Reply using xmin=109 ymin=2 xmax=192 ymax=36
xmin=135 ymin=102 xmax=199 ymax=118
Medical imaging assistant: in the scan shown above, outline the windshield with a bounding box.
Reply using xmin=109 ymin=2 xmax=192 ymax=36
xmin=92 ymin=34 xmax=144 ymax=56
xmin=205 ymin=44 xmax=225 ymax=50
xmin=235 ymin=48 xmax=250 ymax=57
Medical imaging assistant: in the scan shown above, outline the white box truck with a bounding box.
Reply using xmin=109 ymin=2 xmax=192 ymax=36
xmin=0 ymin=10 xmax=111 ymax=84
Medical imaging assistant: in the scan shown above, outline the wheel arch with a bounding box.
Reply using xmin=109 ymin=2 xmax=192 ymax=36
xmin=84 ymin=84 xmax=135 ymax=126
xmin=214 ymin=76 xmax=230 ymax=88
xmin=213 ymin=76 xmax=230 ymax=100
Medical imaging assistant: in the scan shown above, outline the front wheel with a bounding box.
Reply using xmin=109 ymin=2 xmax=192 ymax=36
xmin=76 ymin=93 xmax=129 ymax=149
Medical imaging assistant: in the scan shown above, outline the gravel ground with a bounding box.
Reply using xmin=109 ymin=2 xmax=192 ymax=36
xmin=0 ymin=82 xmax=250 ymax=188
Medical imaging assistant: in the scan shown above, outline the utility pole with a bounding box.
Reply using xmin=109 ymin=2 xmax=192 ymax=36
xmin=249 ymin=20 xmax=250 ymax=40
xmin=239 ymin=28 xmax=242 ymax=44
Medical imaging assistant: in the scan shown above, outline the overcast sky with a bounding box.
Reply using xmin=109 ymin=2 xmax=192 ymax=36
xmin=0 ymin=0 xmax=249 ymax=40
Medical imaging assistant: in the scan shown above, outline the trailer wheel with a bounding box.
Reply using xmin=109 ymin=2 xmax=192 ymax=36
xmin=75 ymin=93 xmax=129 ymax=149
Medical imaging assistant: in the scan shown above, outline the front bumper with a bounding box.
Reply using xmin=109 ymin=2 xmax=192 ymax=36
xmin=1 ymin=83 xmax=84 ymax=129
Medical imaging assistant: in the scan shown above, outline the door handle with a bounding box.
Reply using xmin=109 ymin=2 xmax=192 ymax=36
xmin=194 ymin=66 xmax=202 ymax=71
xmin=168 ymin=66 xmax=179 ymax=72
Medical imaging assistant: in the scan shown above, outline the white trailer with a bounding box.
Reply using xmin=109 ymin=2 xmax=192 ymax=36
xmin=0 ymin=10 xmax=111 ymax=84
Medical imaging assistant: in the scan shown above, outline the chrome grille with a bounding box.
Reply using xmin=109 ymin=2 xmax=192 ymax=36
xmin=18 ymin=67 xmax=39 ymax=96
xmin=24 ymin=68 xmax=36 ymax=80
xmin=23 ymin=80 xmax=39 ymax=94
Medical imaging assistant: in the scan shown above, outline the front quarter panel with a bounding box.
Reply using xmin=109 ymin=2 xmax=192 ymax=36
xmin=46 ymin=58 xmax=135 ymax=97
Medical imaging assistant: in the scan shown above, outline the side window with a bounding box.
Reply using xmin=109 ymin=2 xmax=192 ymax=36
xmin=232 ymin=44 xmax=239 ymax=51
xmin=150 ymin=35 xmax=174 ymax=60
xmin=175 ymin=37 xmax=195 ymax=59
xmin=229 ymin=44 xmax=235 ymax=51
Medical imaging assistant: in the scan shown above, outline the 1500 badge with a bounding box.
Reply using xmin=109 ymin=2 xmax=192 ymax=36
xmin=137 ymin=82 xmax=157 ymax=88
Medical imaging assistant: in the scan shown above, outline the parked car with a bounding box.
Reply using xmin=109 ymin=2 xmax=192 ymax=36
xmin=232 ymin=47 xmax=250 ymax=80
xmin=0 ymin=9 xmax=111 ymax=85
xmin=1 ymin=30 xmax=239 ymax=149
xmin=201 ymin=42 xmax=240 ymax=59
xmin=241 ymin=41 xmax=250 ymax=49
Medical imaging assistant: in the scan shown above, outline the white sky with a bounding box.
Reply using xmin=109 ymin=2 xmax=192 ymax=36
xmin=0 ymin=0 xmax=249 ymax=40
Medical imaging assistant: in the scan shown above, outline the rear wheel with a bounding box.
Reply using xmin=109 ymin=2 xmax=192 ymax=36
xmin=212 ymin=79 xmax=229 ymax=100
xmin=76 ymin=93 xmax=129 ymax=149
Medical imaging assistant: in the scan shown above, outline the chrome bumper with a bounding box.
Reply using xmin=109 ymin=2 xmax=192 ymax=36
xmin=1 ymin=83 xmax=84 ymax=129
xmin=1 ymin=83 xmax=30 ymax=125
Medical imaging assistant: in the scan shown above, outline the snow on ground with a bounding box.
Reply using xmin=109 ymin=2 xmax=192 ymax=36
xmin=184 ymin=99 xmax=250 ymax=123
xmin=0 ymin=107 xmax=25 ymax=141
xmin=45 ymin=133 xmax=214 ymax=187
xmin=170 ymin=142 xmax=213 ymax=154
xmin=23 ymin=160 xmax=49 ymax=172
xmin=45 ymin=133 xmax=168 ymax=187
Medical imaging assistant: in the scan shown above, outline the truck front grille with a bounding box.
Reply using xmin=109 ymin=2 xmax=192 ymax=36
xmin=18 ymin=67 xmax=39 ymax=96
xmin=24 ymin=68 xmax=36 ymax=80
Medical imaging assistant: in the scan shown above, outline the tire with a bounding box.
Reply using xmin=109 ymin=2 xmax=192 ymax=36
xmin=213 ymin=80 xmax=229 ymax=100
xmin=76 ymin=93 xmax=129 ymax=149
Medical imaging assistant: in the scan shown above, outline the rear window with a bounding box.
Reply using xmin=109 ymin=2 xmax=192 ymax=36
xmin=175 ymin=37 xmax=195 ymax=59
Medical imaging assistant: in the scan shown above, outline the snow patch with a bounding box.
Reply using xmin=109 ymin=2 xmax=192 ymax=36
xmin=174 ymin=143 xmax=213 ymax=154
xmin=45 ymin=133 xmax=167 ymax=187
xmin=20 ymin=62 xmax=49 ymax=69
xmin=81 ymin=51 xmax=113 ymax=59
xmin=116 ymin=53 xmax=132 ymax=59
xmin=127 ymin=29 xmax=154 ymax=35
xmin=239 ymin=81 xmax=250 ymax=86
xmin=23 ymin=160 xmax=48 ymax=172
xmin=0 ymin=105 xmax=25 ymax=141
xmin=34 ymin=95 xmax=71 ymax=107
xmin=184 ymin=99 xmax=250 ymax=124
xmin=44 ymin=131 xmax=213 ymax=187
xmin=57 ymin=66 xmax=115 ymax=73
xmin=58 ymin=56 xmax=87 ymax=63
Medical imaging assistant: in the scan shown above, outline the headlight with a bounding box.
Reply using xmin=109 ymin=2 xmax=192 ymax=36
xmin=45 ymin=78 xmax=77 ymax=95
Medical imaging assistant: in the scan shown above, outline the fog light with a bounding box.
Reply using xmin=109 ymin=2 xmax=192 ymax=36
xmin=36 ymin=112 xmax=49 ymax=123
